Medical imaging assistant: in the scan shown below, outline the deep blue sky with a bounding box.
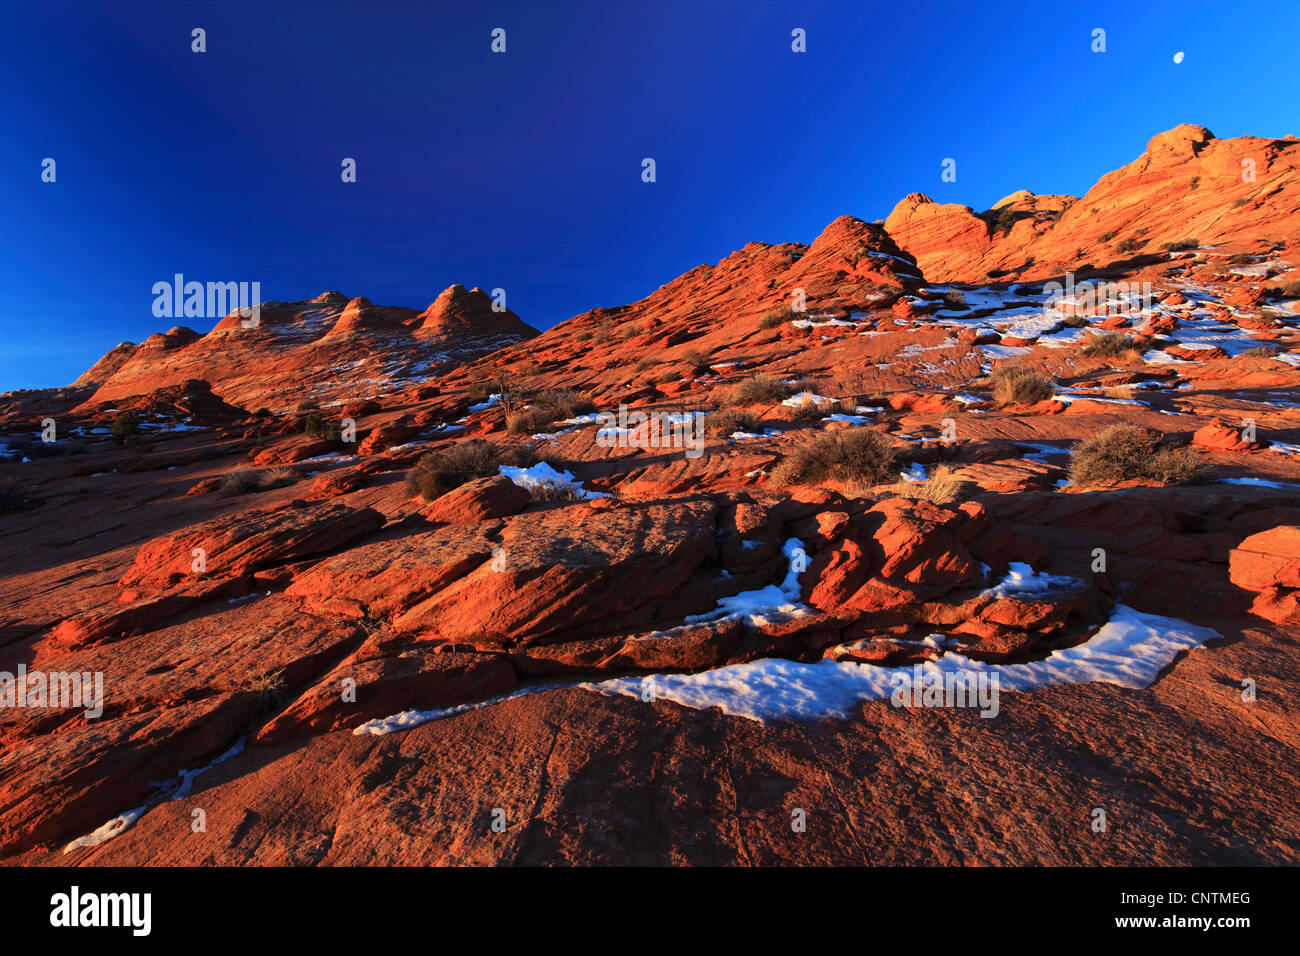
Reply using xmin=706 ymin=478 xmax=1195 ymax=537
xmin=2 ymin=0 xmax=1297 ymax=389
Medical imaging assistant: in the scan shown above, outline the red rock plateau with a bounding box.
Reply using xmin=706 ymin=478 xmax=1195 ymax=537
xmin=2 ymin=125 xmax=1299 ymax=865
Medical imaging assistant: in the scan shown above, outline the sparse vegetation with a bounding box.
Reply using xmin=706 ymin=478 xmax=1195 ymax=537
xmin=729 ymin=373 xmax=797 ymax=406
xmin=768 ymin=429 xmax=899 ymax=489
xmin=1270 ymin=280 xmax=1300 ymax=298
xmin=621 ymin=323 xmax=642 ymax=341
xmin=110 ymin=412 xmax=140 ymax=445
xmin=901 ymin=465 xmax=963 ymax=504
xmin=505 ymin=389 xmax=595 ymax=435
xmin=592 ymin=321 xmax=614 ymax=344
xmin=1079 ymin=331 xmax=1138 ymax=359
xmin=942 ymin=291 xmax=969 ymax=311
xmin=1115 ymin=237 xmax=1146 ymax=255
xmin=1060 ymin=315 xmax=1090 ymax=328
xmin=759 ymin=307 xmax=798 ymax=329
xmin=993 ymin=207 xmax=1020 ymax=235
xmin=1098 ymin=231 xmax=1116 ymax=243
xmin=245 ymin=669 xmax=287 ymax=713
xmin=1162 ymin=238 xmax=1199 ymax=252
xmin=682 ymin=349 xmax=713 ymax=377
xmin=706 ymin=407 xmax=763 ymax=437
xmin=989 ymin=361 xmax=1055 ymax=407
xmin=1243 ymin=345 xmax=1282 ymax=358
xmin=634 ymin=356 xmax=661 ymax=372
xmin=303 ymin=413 xmax=339 ymax=440
xmin=405 ymin=440 xmax=502 ymax=499
xmin=1069 ymin=425 xmax=1204 ymax=486
xmin=221 ymin=466 xmax=298 ymax=494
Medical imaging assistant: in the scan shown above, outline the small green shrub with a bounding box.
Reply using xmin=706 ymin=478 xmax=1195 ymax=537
xmin=110 ymin=412 xmax=140 ymax=444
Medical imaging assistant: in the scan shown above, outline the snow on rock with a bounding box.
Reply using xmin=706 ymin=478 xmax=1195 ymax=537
xmin=498 ymin=461 xmax=606 ymax=499
xmin=582 ymin=605 xmax=1218 ymax=723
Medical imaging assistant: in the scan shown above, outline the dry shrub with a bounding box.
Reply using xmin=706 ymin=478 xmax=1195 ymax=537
xmin=1069 ymin=425 xmax=1204 ymax=486
xmin=730 ymin=373 xmax=796 ymax=406
xmin=682 ymin=350 xmax=713 ymax=376
xmin=221 ymin=469 xmax=264 ymax=494
xmin=769 ymin=429 xmax=898 ymax=489
xmin=405 ymin=440 xmax=500 ymax=499
xmin=990 ymin=362 xmax=1055 ymax=407
xmin=706 ymin=407 xmax=763 ymax=437
xmin=759 ymin=307 xmax=799 ymax=328
xmin=505 ymin=390 xmax=594 ymax=435
xmin=1080 ymin=331 xmax=1138 ymax=359
xmin=902 ymin=465 xmax=963 ymax=504
xmin=222 ymin=466 xmax=299 ymax=494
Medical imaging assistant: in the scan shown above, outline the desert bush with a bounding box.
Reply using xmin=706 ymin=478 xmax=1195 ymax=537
xmin=220 ymin=467 xmax=297 ymax=495
xmin=1060 ymin=315 xmax=1090 ymax=328
xmin=505 ymin=389 xmax=595 ymax=435
xmin=593 ymin=321 xmax=613 ymax=344
xmin=1162 ymin=238 xmax=1199 ymax=252
xmin=1227 ymin=253 xmax=1254 ymax=264
xmin=526 ymin=480 xmax=585 ymax=503
xmin=621 ymin=324 xmax=642 ymax=341
xmin=405 ymin=440 xmax=501 ymax=499
xmin=759 ymin=307 xmax=798 ymax=328
xmin=1070 ymin=426 xmax=1203 ymax=486
xmin=942 ymin=291 xmax=969 ymax=311
xmin=221 ymin=468 xmax=264 ymax=494
xmin=768 ymin=429 xmax=899 ymax=489
xmin=1115 ymin=237 xmax=1145 ymax=255
xmin=1098 ymin=231 xmax=1116 ymax=243
xmin=110 ymin=412 xmax=140 ymax=445
xmin=1242 ymin=345 xmax=1282 ymax=358
xmin=901 ymin=465 xmax=963 ymax=504
xmin=682 ymin=349 xmax=713 ymax=377
xmin=634 ymin=356 xmax=661 ymax=372
xmin=1271 ymin=280 xmax=1300 ymax=298
xmin=993 ymin=207 xmax=1020 ymax=234
xmin=1079 ymin=331 xmax=1138 ymax=358
xmin=729 ymin=373 xmax=796 ymax=406
xmin=706 ymin=407 xmax=763 ymax=437
xmin=294 ymin=400 xmax=318 ymax=412
xmin=989 ymin=362 xmax=1055 ymax=406
xmin=303 ymin=413 xmax=339 ymax=440
xmin=245 ymin=669 xmax=286 ymax=713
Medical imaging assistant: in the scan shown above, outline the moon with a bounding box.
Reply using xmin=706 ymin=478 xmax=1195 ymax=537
xmin=1173 ymin=51 xmax=1185 ymax=64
